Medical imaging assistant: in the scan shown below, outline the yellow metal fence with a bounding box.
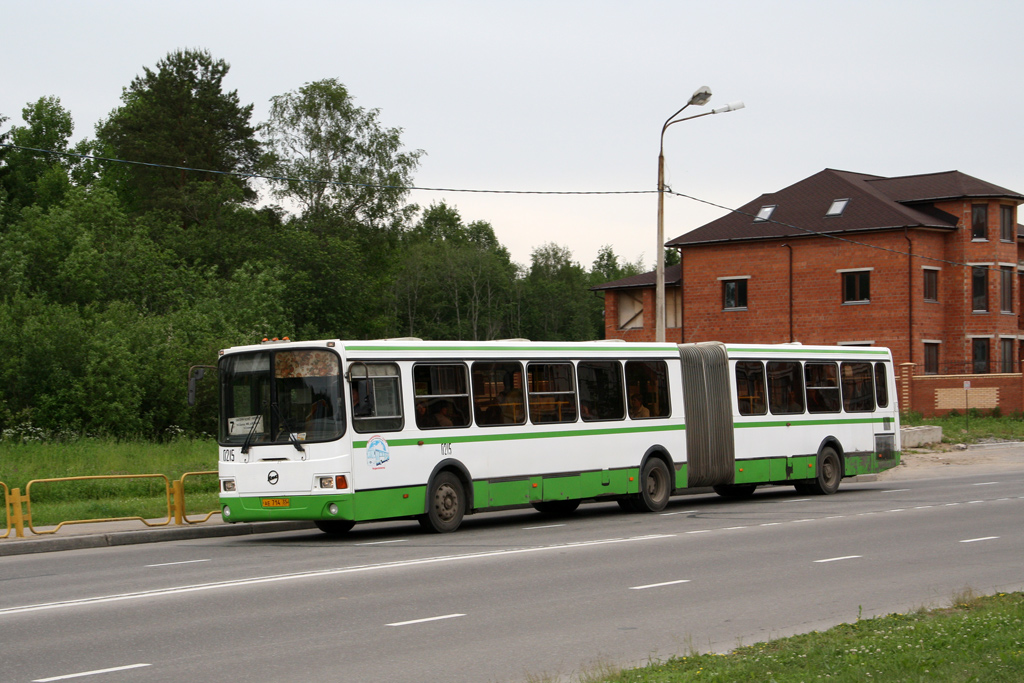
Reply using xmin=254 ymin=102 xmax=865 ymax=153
xmin=0 ymin=471 xmax=218 ymax=539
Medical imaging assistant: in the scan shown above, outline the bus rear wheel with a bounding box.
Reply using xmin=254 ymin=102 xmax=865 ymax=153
xmin=315 ymin=519 xmax=356 ymax=535
xmin=532 ymin=499 xmax=581 ymax=516
xmin=637 ymin=458 xmax=671 ymax=512
xmin=419 ymin=471 xmax=465 ymax=533
xmin=805 ymin=447 xmax=842 ymax=495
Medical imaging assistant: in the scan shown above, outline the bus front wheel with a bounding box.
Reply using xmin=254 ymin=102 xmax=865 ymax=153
xmin=419 ymin=471 xmax=466 ymax=533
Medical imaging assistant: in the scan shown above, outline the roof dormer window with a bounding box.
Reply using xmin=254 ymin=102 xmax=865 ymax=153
xmin=754 ymin=205 xmax=776 ymax=222
xmin=826 ymin=198 xmax=850 ymax=217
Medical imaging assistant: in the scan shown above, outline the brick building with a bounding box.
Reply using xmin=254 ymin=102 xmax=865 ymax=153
xmin=594 ymin=169 xmax=1023 ymax=377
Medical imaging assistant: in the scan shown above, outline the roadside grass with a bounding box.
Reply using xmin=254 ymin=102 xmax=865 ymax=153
xmin=563 ymin=590 xmax=1024 ymax=683
xmin=901 ymin=411 xmax=1024 ymax=444
xmin=0 ymin=438 xmax=218 ymax=527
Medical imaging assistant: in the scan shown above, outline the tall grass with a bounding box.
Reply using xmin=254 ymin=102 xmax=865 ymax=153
xmin=901 ymin=411 xmax=1024 ymax=444
xmin=0 ymin=438 xmax=218 ymax=527
xmin=578 ymin=591 xmax=1024 ymax=682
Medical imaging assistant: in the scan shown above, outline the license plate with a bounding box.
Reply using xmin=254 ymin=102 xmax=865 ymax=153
xmin=261 ymin=498 xmax=290 ymax=508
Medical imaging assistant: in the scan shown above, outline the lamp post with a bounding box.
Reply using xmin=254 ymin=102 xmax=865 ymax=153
xmin=655 ymin=89 xmax=745 ymax=342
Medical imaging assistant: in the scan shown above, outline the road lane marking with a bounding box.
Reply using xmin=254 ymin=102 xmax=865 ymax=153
xmin=968 ymin=500 xmax=985 ymax=504
xmin=387 ymin=613 xmax=465 ymax=626
xmin=660 ymin=510 xmax=696 ymax=516
xmin=0 ymin=533 xmax=675 ymax=617
xmin=685 ymin=529 xmax=711 ymax=534
xmin=724 ymin=526 xmax=747 ymax=530
xmin=760 ymin=522 xmax=781 ymax=526
xmin=783 ymin=499 xmax=811 ymax=503
xmin=33 ymin=663 xmax=151 ymax=681
xmin=814 ymin=555 xmax=862 ymax=563
xmin=888 ymin=509 xmax=905 ymax=513
xmin=882 ymin=489 xmax=910 ymax=493
xmin=792 ymin=519 xmax=814 ymax=523
xmin=914 ymin=506 xmax=933 ymax=509
xmin=354 ymin=540 xmax=407 ymax=546
xmin=960 ymin=536 xmax=999 ymax=543
xmin=972 ymin=482 xmax=998 ymax=486
xmin=522 ymin=524 xmax=565 ymax=530
xmin=145 ymin=559 xmax=211 ymax=568
xmin=630 ymin=579 xmax=691 ymax=590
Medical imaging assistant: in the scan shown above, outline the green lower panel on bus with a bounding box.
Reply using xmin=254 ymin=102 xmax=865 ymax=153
xmin=734 ymin=458 xmax=772 ymax=484
xmin=221 ymin=494 xmax=355 ymax=523
xmin=351 ymin=485 xmax=427 ymax=521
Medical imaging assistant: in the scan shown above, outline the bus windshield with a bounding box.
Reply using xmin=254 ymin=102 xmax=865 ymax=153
xmin=219 ymin=349 xmax=345 ymax=446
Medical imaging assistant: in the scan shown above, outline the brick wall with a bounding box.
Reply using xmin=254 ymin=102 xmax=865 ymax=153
xmin=899 ymin=363 xmax=1024 ymax=417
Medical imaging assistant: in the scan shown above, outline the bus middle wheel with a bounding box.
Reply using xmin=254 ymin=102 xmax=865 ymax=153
xmin=419 ymin=471 xmax=466 ymax=533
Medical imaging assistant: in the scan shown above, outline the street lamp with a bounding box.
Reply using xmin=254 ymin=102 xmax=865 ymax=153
xmin=655 ymin=88 xmax=745 ymax=342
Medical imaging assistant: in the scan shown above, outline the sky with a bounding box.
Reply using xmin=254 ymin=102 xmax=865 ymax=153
xmin=3 ymin=0 xmax=1022 ymax=270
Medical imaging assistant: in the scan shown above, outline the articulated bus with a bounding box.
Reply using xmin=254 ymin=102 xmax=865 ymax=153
xmin=214 ymin=339 xmax=900 ymax=533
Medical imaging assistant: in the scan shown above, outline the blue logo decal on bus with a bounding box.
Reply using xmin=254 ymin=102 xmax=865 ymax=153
xmin=367 ymin=435 xmax=390 ymax=469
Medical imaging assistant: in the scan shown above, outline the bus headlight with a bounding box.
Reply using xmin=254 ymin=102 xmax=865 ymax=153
xmin=318 ymin=476 xmax=335 ymax=489
xmin=222 ymin=479 xmax=236 ymax=492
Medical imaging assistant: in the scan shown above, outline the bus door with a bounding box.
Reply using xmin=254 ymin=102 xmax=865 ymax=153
xmin=677 ymin=342 xmax=735 ymax=488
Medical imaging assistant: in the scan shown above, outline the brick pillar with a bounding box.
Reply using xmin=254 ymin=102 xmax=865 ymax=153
xmin=899 ymin=363 xmax=916 ymax=414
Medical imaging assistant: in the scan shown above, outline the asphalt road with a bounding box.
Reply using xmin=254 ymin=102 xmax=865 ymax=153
xmin=1 ymin=469 xmax=1022 ymax=683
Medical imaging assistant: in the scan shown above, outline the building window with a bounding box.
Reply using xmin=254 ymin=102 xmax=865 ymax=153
xmin=972 ymin=267 xmax=988 ymax=312
xmin=842 ymin=270 xmax=870 ymax=303
xmin=722 ymin=279 xmax=748 ymax=310
xmin=666 ymin=286 xmax=681 ymax=328
xmin=826 ymin=198 xmax=849 ymax=217
xmin=972 ymin=204 xmax=988 ymax=240
xmin=1001 ymin=339 xmax=1015 ymax=373
xmin=972 ymin=338 xmax=990 ymax=374
xmin=923 ymin=268 xmax=938 ymax=302
xmin=1000 ymin=205 xmax=1015 ymax=242
xmin=754 ymin=205 xmax=776 ymax=222
xmin=924 ymin=343 xmax=939 ymax=375
xmin=617 ymin=291 xmax=643 ymax=330
xmin=1001 ymin=266 xmax=1014 ymax=313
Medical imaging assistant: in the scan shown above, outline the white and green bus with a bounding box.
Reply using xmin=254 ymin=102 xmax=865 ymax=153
xmin=213 ymin=338 xmax=900 ymax=534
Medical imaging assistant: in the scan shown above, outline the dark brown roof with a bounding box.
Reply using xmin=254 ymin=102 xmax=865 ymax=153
xmin=667 ymin=169 xmax=1023 ymax=248
xmin=591 ymin=263 xmax=680 ymax=291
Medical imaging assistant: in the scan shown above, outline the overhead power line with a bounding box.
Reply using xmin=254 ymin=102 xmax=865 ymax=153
xmin=1 ymin=142 xmax=1007 ymax=274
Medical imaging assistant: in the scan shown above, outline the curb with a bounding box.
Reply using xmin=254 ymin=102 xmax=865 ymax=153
xmin=0 ymin=521 xmax=316 ymax=557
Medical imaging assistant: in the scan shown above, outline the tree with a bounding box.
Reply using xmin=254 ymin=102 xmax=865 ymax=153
xmin=0 ymin=97 xmax=75 ymax=215
xmin=261 ymin=78 xmax=422 ymax=236
xmin=95 ymin=49 xmax=260 ymax=226
xmin=521 ymin=243 xmax=596 ymax=341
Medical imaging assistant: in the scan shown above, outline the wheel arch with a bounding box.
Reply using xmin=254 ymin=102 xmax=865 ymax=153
xmin=424 ymin=459 xmax=475 ymax=513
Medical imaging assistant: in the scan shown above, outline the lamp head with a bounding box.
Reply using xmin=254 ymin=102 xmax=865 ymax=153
xmin=688 ymin=86 xmax=712 ymax=106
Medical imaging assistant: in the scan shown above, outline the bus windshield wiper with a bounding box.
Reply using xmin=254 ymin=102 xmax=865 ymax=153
xmin=240 ymin=404 xmax=265 ymax=455
xmin=271 ymin=401 xmax=306 ymax=453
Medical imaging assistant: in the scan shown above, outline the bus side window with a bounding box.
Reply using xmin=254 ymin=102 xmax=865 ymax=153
xmin=735 ymin=361 xmax=767 ymax=415
xmin=841 ymin=362 xmax=875 ymax=412
xmin=625 ymin=360 xmax=670 ymax=419
xmin=472 ymin=361 xmax=525 ymax=426
xmin=413 ymin=363 xmax=471 ymax=429
xmin=527 ymin=362 xmax=577 ymax=424
xmin=350 ymin=362 xmax=404 ymax=433
xmin=767 ymin=361 xmax=805 ymax=415
xmin=874 ymin=362 xmax=889 ymax=408
xmin=577 ymin=361 xmax=625 ymax=421
xmin=804 ymin=362 xmax=840 ymax=413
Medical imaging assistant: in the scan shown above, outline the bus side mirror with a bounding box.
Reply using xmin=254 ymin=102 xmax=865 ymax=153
xmin=188 ymin=366 xmax=213 ymax=407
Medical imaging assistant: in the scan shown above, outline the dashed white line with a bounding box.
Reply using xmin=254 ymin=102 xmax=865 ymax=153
xmin=914 ymin=506 xmax=933 ymax=510
xmin=686 ymin=529 xmax=711 ymax=534
xmin=888 ymin=509 xmax=906 ymax=513
xmin=968 ymin=500 xmax=985 ymax=504
xmin=760 ymin=522 xmax=781 ymax=527
xmin=0 ymin=533 xmax=675 ymax=617
xmin=882 ymin=488 xmax=910 ymax=493
xmin=387 ymin=613 xmax=465 ymax=627
xmin=792 ymin=519 xmax=814 ymax=523
xmin=724 ymin=526 xmax=747 ymax=530
xmin=630 ymin=579 xmax=691 ymax=590
xmin=522 ymin=524 xmax=565 ymax=530
xmin=814 ymin=555 xmax=862 ymax=563
xmin=783 ymin=498 xmax=811 ymax=503
xmin=660 ymin=510 xmax=697 ymax=516
xmin=33 ymin=663 xmax=151 ymax=682
xmin=960 ymin=536 xmax=999 ymax=543
xmin=354 ymin=540 xmax=407 ymax=546
xmin=972 ymin=482 xmax=998 ymax=486
xmin=145 ymin=559 xmax=210 ymax=568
